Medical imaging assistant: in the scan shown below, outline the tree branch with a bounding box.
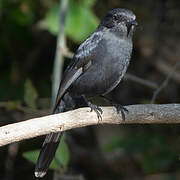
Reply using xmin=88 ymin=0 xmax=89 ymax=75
xmin=0 ymin=104 xmax=179 ymax=147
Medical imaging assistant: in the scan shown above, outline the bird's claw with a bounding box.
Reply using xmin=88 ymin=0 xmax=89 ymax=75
xmin=113 ymin=104 xmax=128 ymax=121
xmin=88 ymin=102 xmax=103 ymax=121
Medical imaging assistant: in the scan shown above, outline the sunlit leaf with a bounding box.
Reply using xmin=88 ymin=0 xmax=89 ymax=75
xmin=45 ymin=4 xmax=59 ymax=35
xmin=66 ymin=1 xmax=99 ymax=42
xmin=45 ymin=1 xmax=99 ymax=43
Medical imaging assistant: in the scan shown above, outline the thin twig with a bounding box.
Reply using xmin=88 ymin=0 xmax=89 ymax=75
xmin=125 ymin=73 xmax=158 ymax=89
xmin=51 ymin=0 xmax=69 ymax=177
xmin=151 ymin=61 xmax=180 ymax=103
xmin=154 ymin=60 xmax=180 ymax=84
xmin=0 ymin=104 xmax=179 ymax=147
xmin=51 ymin=0 xmax=69 ymax=106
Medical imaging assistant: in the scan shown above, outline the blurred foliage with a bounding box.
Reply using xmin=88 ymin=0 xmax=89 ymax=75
xmin=46 ymin=0 xmax=99 ymax=42
xmin=104 ymin=132 xmax=177 ymax=174
xmin=0 ymin=0 xmax=98 ymax=101
xmin=24 ymin=79 xmax=38 ymax=109
xmin=0 ymin=0 xmax=97 ymax=177
xmin=0 ymin=0 xmax=37 ymax=101
xmin=5 ymin=100 xmax=22 ymax=111
xmin=0 ymin=100 xmax=22 ymax=111
xmin=23 ymin=135 xmax=70 ymax=170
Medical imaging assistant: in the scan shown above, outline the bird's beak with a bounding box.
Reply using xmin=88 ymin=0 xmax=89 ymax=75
xmin=127 ymin=20 xmax=138 ymax=36
xmin=130 ymin=20 xmax=138 ymax=26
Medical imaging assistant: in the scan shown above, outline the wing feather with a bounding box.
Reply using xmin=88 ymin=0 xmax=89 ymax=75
xmin=53 ymin=31 xmax=103 ymax=112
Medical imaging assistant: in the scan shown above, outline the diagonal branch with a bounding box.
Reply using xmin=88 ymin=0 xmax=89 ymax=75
xmin=0 ymin=104 xmax=180 ymax=147
xmin=151 ymin=61 xmax=180 ymax=103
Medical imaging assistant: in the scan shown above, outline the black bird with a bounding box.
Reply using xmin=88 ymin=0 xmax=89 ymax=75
xmin=35 ymin=8 xmax=137 ymax=177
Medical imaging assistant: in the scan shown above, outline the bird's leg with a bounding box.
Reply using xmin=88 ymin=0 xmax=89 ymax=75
xmin=82 ymin=95 xmax=103 ymax=121
xmin=100 ymin=95 xmax=128 ymax=121
xmin=113 ymin=104 xmax=128 ymax=121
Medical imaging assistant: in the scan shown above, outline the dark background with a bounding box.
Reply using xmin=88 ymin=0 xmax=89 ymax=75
xmin=0 ymin=0 xmax=180 ymax=179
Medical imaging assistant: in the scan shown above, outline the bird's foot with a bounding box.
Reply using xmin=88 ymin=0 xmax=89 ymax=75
xmin=113 ymin=104 xmax=128 ymax=121
xmin=88 ymin=102 xmax=103 ymax=121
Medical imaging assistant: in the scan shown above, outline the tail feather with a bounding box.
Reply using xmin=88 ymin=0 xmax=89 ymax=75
xmin=35 ymin=132 xmax=63 ymax=177
xmin=35 ymin=93 xmax=76 ymax=177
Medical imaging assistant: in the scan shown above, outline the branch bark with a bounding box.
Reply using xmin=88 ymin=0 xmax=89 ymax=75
xmin=0 ymin=104 xmax=180 ymax=147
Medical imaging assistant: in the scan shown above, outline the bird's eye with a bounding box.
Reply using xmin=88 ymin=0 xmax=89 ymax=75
xmin=113 ymin=15 xmax=118 ymax=21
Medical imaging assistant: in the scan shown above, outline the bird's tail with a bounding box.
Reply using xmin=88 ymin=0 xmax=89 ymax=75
xmin=34 ymin=94 xmax=70 ymax=178
xmin=34 ymin=93 xmax=81 ymax=177
xmin=34 ymin=132 xmax=63 ymax=177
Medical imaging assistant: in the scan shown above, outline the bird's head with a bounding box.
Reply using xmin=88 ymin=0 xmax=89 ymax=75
xmin=100 ymin=8 xmax=138 ymax=37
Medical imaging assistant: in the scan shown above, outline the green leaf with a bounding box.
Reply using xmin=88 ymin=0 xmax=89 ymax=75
xmin=23 ymin=150 xmax=40 ymax=164
xmin=23 ymin=135 xmax=70 ymax=170
xmin=45 ymin=1 xmax=99 ymax=43
xmin=66 ymin=1 xmax=99 ymax=42
xmin=45 ymin=4 xmax=59 ymax=35
xmin=82 ymin=0 xmax=97 ymax=7
xmin=24 ymin=79 xmax=38 ymax=109
xmin=50 ymin=135 xmax=70 ymax=169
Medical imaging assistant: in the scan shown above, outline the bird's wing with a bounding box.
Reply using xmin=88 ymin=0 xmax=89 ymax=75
xmin=53 ymin=31 xmax=102 ymax=113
